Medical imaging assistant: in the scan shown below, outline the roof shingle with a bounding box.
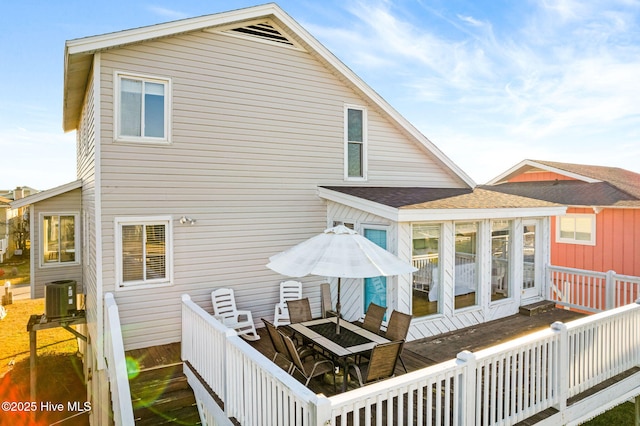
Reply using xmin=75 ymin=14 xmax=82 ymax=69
xmin=321 ymin=186 xmax=561 ymax=209
xmin=481 ymin=181 xmax=640 ymax=207
xmin=530 ymin=160 xmax=640 ymax=200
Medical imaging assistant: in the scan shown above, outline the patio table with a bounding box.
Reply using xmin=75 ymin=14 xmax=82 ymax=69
xmin=287 ymin=317 xmax=389 ymax=392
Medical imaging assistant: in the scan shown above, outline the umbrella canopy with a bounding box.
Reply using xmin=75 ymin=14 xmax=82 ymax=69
xmin=267 ymin=225 xmax=417 ymax=278
xmin=267 ymin=225 xmax=417 ymax=333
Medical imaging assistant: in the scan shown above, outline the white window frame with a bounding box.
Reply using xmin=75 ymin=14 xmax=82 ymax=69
xmin=344 ymin=104 xmax=368 ymax=181
xmin=556 ymin=214 xmax=596 ymax=246
xmin=411 ymin=222 xmax=443 ymax=316
xmin=114 ymin=71 xmax=171 ymax=144
xmin=39 ymin=212 xmax=81 ymax=268
xmin=491 ymin=219 xmax=513 ymax=301
xmin=115 ymin=216 xmax=173 ymax=290
xmin=453 ymin=221 xmax=480 ymax=310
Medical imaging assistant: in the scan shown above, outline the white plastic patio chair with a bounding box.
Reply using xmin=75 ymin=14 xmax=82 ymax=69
xmin=211 ymin=288 xmax=260 ymax=341
xmin=491 ymin=268 xmax=506 ymax=295
xmin=273 ymin=280 xmax=303 ymax=326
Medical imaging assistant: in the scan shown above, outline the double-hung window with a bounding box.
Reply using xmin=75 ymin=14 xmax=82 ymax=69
xmin=41 ymin=213 xmax=79 ymax=266
xmin=116 ymin=72 xmax=170 ymax=142
xmin=345 ymin=105 xmax=367 ymax=179
xmin=116 ymin=217 xmax=172 ymax=288
xmin=557 ymin=214 xmax=595 ymax=245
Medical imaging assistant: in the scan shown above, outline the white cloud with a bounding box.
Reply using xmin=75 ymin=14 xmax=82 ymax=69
xmin=457 ymin=15 xmax=484 ymax=27
xmin=539 ymin=0 xmax=589 ymax=22
xmin=313 ymin=0 xmax=640 ymax=178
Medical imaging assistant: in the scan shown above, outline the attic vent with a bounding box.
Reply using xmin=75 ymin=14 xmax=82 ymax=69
xmin=230 ymin=23 xmax=293 ymax=45
xmin=216 ymin=21 xmax=302 ymax=49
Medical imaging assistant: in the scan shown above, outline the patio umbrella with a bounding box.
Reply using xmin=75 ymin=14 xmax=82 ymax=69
xmin=267 ymin=225 xmax=417 ymax=333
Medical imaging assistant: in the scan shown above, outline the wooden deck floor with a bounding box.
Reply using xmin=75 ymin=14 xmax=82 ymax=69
xmin=126 ymin=307 xmax=640 ymax=426
xmin=403 ymin=307 xmax=585 ymax=366
xmin=247 ymin=307 xmax=585 ymax=396
xmin=127 ymin=307 xmax=585 ymax=398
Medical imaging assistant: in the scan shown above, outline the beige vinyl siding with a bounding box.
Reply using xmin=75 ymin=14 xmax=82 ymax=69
xmin=98 ymin=30 xmax=466 ymax=349
xmin=31 ymin=189 xmax=82 ymax=299
xmin=77 ymin=70 xmax=99 ymax=355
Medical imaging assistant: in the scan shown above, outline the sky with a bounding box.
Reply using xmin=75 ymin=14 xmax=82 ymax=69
xmin=2 ymin=0 xmax=640 ymax=190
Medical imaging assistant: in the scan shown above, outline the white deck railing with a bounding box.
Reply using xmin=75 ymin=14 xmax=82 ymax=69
xmin=182 ymin=293 xmax=640 ymax=426
xmin=548 ymin=265 xmax=640 ymax=312
xmin=104 ymin=293 xmax=135 ymax=426
xmin=181 ymin=295 xmax=331 ymax=426
xmin=328 ymin=358 xmax=464 ymax=425
xmin=564 ymin=303 xmax=640 ymax=398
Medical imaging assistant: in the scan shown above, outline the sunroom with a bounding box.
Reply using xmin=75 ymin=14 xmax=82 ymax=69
xmin=318 ymin=186 xmax=566 ymax=338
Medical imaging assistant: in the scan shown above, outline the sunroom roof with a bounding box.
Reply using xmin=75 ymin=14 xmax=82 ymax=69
xmin=321 ymin=186 xmax=561 ymax=209
xmin=319 ymin=186 xmax=566 ymax=222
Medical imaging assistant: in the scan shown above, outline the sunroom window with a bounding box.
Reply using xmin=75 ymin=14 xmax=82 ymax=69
xmin=454 ymin=222 xmax=479 ymax=309
xmin=412 ymin=224 xmax=440 ymax=317
xmin=491 ymin=220 xmax=511 ymax=301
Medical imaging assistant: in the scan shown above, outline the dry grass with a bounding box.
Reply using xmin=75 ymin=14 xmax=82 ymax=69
xmin=0 ymin=298 xmax=89 ymax=425
xmin=0 ymin=257 xmax=30 ymax=286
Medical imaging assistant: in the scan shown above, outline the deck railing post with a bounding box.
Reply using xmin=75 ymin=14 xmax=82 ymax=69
xmin=222 ymin=328 xmax=239 ymax=420
xmin=551 ymin=321 xmax=569 ymax=421
xmin=313 ymin=395 xmax=332 ymax=426
xmin=457 ymin=350 xmax=477 ymax=426
xmin=180 ymin=294 xmax=192 ymax=362
xmin=605 ymin=270 xmax=616 ymax=310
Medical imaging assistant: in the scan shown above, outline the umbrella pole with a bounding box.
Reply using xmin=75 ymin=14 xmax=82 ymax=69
xmin=335 ymin=278 xmax=341 ymax=334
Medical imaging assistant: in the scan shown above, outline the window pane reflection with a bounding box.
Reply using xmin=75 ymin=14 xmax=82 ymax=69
xmin=412 ymin=224 xmax=440 ymax=317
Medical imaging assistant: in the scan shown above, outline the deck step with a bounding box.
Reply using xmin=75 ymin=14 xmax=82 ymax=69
xmin=133 ymin=389 xmax=199 ymax=425
xmin=130 ymin=364 xmax=188 ymax=396
xmin=514 ymin=406 xmax=559 ymax=425
xmin=129 ymin=362 xmax=201 ymax=425
xmin=519 ymin=300 xmax=556 ymax=316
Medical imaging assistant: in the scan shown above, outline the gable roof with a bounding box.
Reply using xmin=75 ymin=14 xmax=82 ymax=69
xmin=319 ymin=186 xmax=564 ymax=222
xmin=486 ymin=160 xmax=640 ymax=208
xmin=10 ymin=180 xmax=82 ymax=209
xmin=63 ymin=3 xmax=475 ymax=188
xmin=480 ymin=181 xmax=640 ymax=207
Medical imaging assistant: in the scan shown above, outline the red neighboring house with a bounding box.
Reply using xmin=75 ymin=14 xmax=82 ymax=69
xmin=485 ymin=160 xmax=640 ymax=277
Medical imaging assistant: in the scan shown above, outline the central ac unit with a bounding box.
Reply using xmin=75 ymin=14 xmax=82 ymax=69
xmin=45 ymin=280 xmax=77 ymax=318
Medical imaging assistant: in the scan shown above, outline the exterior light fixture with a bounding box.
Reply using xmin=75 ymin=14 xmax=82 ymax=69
xmin=179 ymin=216 xmax=196 ymax=225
